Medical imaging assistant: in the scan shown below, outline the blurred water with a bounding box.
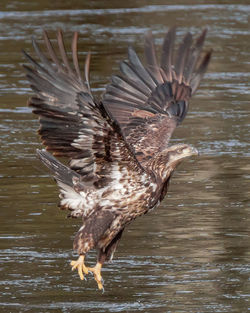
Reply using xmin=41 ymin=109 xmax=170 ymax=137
xmin=0 ymin=1 xmax=249 ymax=312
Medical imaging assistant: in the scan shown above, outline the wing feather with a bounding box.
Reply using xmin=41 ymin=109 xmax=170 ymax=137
xmin=71 ymin=32 xmax=83 ymax=82
xmin=127 ymin=46 xmax=158 ymax=89
xmin=160 ymin=27 xmax=176 ymax=81
xmin=175 ymin=32 xmax=193 ymax=84
xmin=24 ymin=30 xmax=141 ymax=218
xmin=103 ymin=28 xmax=211 ymax=169
xmin=144 ymin=31 xmax=164 ymax=83
xmin=111 ymin=74 xmax=149 ymax=99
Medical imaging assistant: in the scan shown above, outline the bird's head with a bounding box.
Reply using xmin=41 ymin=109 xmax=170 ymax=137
xmin=151 ymin=144 xmax=199 ymax=181
xmin=165 ymin=143 xmax=199 ymax=166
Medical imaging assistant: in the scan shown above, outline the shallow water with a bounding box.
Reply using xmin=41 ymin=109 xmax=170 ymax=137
xmin=0 ymin=1 xmax=249 ymax=312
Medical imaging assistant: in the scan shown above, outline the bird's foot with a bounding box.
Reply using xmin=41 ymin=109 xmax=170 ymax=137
xmin=88 ymin=262 xmax=104 ymax=290
xmin=70 ymin=255 xmax=89 ymax=280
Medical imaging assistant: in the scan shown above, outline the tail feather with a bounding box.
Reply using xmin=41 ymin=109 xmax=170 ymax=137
xmin=36 ymin=149 xmax=90 ymax=218
xmin=36 ymin=149 xmax=80 ymax=187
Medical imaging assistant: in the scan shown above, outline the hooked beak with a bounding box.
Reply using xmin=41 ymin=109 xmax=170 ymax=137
xmin=190 ymin=146 xmax=199 ymax=156
xmin=181 ymin=146 xmax=199 ymax=158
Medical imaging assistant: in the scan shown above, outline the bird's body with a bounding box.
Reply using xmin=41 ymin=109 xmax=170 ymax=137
xmin=24 ymin=27 xmax=211 ymax=290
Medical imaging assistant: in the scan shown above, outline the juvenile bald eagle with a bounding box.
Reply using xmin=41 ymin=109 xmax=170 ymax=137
xmin=24 ymin=28 xmax=211 ymax=290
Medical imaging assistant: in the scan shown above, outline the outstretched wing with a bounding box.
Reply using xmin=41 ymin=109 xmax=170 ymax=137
xmin=24 ymin=30 xmax=142 ymax=218
xmin=24 ymin=30 xmax=126 ymax=179
xmin=103 ymin=28 xmax=212 ymax=168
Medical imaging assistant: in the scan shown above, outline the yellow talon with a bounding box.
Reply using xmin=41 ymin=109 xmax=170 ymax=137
xmin=88 ymin=262 xmax=104 ymax=290
xmin=70 ymin=255 xmax=89 ymax=280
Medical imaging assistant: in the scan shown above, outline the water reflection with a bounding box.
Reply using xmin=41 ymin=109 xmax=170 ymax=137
xmin=0 ymin=0 xmax=249 ymax=312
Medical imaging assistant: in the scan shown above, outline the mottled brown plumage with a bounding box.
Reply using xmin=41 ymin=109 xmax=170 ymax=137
xmin=24 ymin=28 xmax=211 ymax=290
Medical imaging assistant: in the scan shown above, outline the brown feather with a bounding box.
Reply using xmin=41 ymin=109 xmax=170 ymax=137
xmin=43 ymin=30 xmax=64 ymax=71
xmin=103 ymin=28 xmax=211 ymax=168
xmin=160 ymin=27 xmax=176 ymax=82
xmin=144 ymin=31 xmax=164 ymax=83
xmin=71 ymin=32 xmax=82 ymax=82
xmin=175 ymin=32 xmax=192 ymax=84
xmin=84 ymin=52 xmax=91 ymax=93
xmin=57 ymin=29 xmax=75 ymax=77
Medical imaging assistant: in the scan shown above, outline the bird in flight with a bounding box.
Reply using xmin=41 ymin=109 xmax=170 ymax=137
xmin=24 ymin=27 xmax=211 ymax=290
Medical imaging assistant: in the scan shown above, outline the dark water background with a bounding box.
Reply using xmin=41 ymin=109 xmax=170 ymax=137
xmin=0 ymin=1 xmax=249 ymax=312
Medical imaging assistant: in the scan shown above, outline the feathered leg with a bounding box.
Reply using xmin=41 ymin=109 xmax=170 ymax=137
xmin=88 ymin=229 xmax=124 ymax=290
xmin=71 ymin=211 xmax=115 ymax=284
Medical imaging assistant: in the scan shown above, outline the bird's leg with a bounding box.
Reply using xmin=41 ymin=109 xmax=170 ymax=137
xmin=87 ymin=262 xmax=103 ymax=290
xmin=70 ymin=254 xmax=89 ymax=280
xmin=87 ymin=230 xmax=124 ymax=291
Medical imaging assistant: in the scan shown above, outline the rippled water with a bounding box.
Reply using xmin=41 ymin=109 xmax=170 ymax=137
xmin=0 ymin=1 xmax=249 ymax=312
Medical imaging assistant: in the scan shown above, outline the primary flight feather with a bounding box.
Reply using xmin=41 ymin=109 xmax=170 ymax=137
xmin=24 ymin=28 xmax=212 ymax=290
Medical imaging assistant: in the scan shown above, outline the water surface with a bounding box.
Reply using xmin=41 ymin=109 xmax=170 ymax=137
xmin=0 ymin=1 xmax=249 ymax=312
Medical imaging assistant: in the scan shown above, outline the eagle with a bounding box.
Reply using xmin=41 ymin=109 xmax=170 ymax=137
xmin=24 ymin=27 xmax=212 ymax=290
